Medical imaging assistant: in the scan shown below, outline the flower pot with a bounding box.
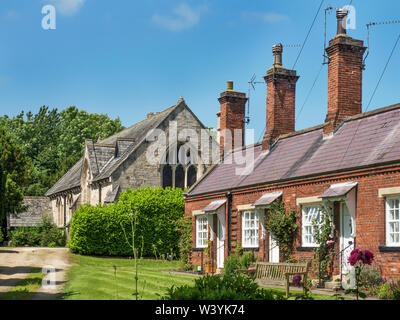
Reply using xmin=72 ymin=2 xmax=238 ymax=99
xmin=204 ymin=263 xmax=216 ymax=274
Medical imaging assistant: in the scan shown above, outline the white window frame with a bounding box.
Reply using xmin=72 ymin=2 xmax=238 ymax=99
xmin=302 ymin=205 xmax=323 ymax=247
xmin=242 ymin=210 xmax=259 ymax=248
xmin=196 ymin=215 xmax=208 ymax=248
xmin=386 ymin=196 xmax=400 ymax=247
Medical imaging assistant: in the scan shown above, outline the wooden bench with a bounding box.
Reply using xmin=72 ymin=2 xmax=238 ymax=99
xmin=254 ymin=261 xmax=311 ymax=297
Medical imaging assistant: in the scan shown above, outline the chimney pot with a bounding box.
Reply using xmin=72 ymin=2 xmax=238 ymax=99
xmin=272 ymin=44 xmax=283 ymax=66
xmin=324 ymin=9 xmax=366 ymax=135
xmin=262 ymin=44 xmax=298 ymax=150
xmin=218 ymin=82 xmax=247 ymax=158
xmin=336 ymin=9 xmax=348 ymax=35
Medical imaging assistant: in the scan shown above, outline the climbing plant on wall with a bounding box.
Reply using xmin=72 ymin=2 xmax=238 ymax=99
xmin=264 ymin=201 xmax=298 ymax=262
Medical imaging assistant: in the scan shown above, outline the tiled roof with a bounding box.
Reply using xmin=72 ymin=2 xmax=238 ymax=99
xmin=253 ymin=192 xmax=283 ymax=206
xmin=319 ymin=182 xmax=358 ymax=198
xmin=188 ymin=103 xmax=400 ymax=196
xmin=203 ymin=199 xmax=227 ymax=212
xmin=45 ymin=102 xmax=181 ymax=197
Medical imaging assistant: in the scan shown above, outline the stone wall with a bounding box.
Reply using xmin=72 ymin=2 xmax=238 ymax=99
xmin=8 ymin=196 xmax=52 ymax=228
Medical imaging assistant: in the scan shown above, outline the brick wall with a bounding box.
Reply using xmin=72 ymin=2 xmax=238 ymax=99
xmin=263 ymin=70 xmax=298 ymax=150
xmin=218 ymin=89 xmax=247 ymax=158
xmin=325 ymin=35 xmax=366 ymax=135
xmin=186 ymin=164 xmax=400 ymax=279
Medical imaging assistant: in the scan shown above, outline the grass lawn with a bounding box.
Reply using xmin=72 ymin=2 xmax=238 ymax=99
xmin=62 ymin=255 xmax=198 ymax=300
xmin=0 ymin=268 xmax=44 ymax=300
xmin=63 ymin=255 xmax=353 ymax=300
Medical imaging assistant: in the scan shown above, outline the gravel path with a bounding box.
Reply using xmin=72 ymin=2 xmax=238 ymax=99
xmin=0 ymin=248 xmax=71 ymax=300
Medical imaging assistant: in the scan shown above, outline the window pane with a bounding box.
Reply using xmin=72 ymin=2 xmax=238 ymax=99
xmin=242 ymin=211 xmax=258 ymax=247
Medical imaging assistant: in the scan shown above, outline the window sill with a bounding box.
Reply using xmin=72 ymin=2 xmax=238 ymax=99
xmin=296 ymin=246 xmax=316 ymax=252
xmin=192 ymin=248 xmax=205 ymax=252
xmin=379 ymin=246 xmax=400 ymax=252
xmin=242 ymin=247 xmax=259 ymax=251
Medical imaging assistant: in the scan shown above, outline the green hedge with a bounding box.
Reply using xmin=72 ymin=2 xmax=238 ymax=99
xmin=68 ymin=187 xmax=185 ymax=257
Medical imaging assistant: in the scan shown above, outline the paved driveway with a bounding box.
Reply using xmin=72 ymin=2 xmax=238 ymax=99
xmin=0 ymin=248 xmax=71 ymax=300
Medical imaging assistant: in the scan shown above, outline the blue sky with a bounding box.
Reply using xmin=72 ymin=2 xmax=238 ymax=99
xmin=0 ymin=0 xmax=399 ymax=142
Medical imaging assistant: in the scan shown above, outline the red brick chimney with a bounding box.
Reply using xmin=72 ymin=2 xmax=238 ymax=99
xmin=324 ymin=9 xmax=367 ymax=135
xmin=218 ymin=81 xmax=248 ymax=158
xmin=262 ymin=44 xmax=299 ymax=150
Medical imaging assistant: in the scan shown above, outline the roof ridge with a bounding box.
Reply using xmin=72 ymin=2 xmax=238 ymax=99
xmin=345 ymin=102 xmax=400 ymax=123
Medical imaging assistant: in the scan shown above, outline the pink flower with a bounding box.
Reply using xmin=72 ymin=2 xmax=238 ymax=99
xmin=348 ymin=249 xmax=374 ymax=266
xmin=348 ymin=249 xmax=361 ymax=266
xmin=326 ymin=240 xmax=335 ymax=246
xmin=248 ymin=267 xmax=256 ymax=271
xmin=292 ymin=274 xmax=302 ymax=287
xmin=361 ymin=249 xmax=374 ymax=265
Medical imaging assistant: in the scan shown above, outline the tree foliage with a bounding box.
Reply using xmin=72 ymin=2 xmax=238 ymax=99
xmin=0 ymin=127 xmax=32 ymax=232
xmin=0 ymin=106 xmax=124 ymax=196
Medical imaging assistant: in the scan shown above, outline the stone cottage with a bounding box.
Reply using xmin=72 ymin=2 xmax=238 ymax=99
xmin=185 ymin=9 xmax=400 ymax=282
xmin=46 ymin=97 xmax=219 ymax=235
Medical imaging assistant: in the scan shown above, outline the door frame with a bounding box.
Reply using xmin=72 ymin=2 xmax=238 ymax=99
xmin=269 ymin=232 xmax=280 ymax=263
xmin=216 ymin=211 xmax=225 ymax=269
xmin=340 ymin=202 xmax=354 ymax=275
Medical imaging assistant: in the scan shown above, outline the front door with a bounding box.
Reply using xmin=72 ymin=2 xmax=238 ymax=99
xmin=269 ymin=233 xmax=280 ymax=263
xmin=217 ymin=217 xmax=225 ymax=269
xmin=340 ymin=202 xmax=354 ymax=275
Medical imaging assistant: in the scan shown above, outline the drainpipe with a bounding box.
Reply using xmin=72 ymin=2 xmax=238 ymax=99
xmin=63 ymin=194 xmax=67 ymax=237
xmin=226 ymin=191 xmax=232 ymax=256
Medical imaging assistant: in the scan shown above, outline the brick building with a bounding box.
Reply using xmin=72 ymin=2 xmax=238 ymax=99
xmin=185 ymin=9 xmax=400 ymax=282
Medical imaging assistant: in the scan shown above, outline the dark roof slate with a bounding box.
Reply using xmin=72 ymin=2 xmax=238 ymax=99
xmin=189 ymin=103 xmax=400 ymax=196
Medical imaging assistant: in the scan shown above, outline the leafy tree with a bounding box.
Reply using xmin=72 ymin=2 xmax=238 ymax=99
xmin=0 ymin=127 xmax=32 ymax=235
xmin=0 ymin=106 xmax=124 ymax=196
xmin=56 ymin=106 xmax=124 ymax=179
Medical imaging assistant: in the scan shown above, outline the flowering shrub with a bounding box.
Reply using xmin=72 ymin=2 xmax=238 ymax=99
xmin=345 ymin=248 xmax=375 ymax=300
xmin=292 ymin=274 xmax=302 ymax=287
xmin=264 ymin=201 xmax=298 ymax=262
xmin=389 ymin=280 xmax=400 ymax=300
xmin=312 ymin=206 xmax=335 ymax=282
xmin=348 ymin=249 xmax=374 ymax=266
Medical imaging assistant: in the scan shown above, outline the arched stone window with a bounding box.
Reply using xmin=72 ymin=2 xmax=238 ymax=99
xmin=160 ymin=144 xmax=202 ymax=189
xmin=162 ymin=165 xmax=173 ymax=188
xmin=175 ymin=165 xmax=185 ymax=189
xmin=187 ymin=165 xmax=197 ymax=188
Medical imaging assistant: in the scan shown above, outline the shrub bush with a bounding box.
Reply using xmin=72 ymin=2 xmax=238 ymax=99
xmin=359 ymin=266 xmax=384 ymax=294
xmin=9 ymin=217 xmax=65 ymax=247
xmin=163 ymin=273 xmax=286 ymax=300
xmin=223 ymin=252 xmax=257 ymax=276
xmin=223 ymin=254 xmax=242 ymax=276
xmin=389 ymin=280 xmax=400 ymax=300
xmin=68 ymin=187 xmax=185 ymax=257
xmin=378 ymin=282 xmax=391 ymax=299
